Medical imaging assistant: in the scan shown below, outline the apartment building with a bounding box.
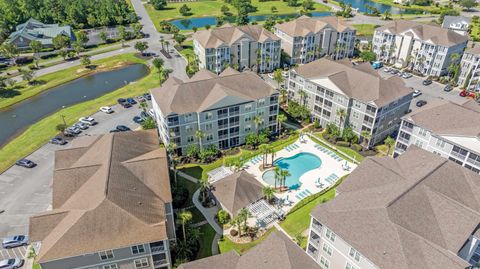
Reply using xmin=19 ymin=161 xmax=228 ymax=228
xmin=151 ymin=68 xmax=279 ymax=155
xmin=29 ymin=130 xmax=175 ymax=269
xmin=441 ymin=15 xmax=470 ymax=36
xmin=274 ymin=16 xmax=356 ymax=65
xmin=307 ymin=146 xmax=480 ymax=269
xmin=372 ymin=20 xmax=468 ymax=77
xmin=178 ymin=231 xmax=320 ymax=269
xmin=288 ymin=58 xmax=413 ymax=146
xmin=458 ymin=44 xmax=480 ymax=90
xmin=394 ymin=99 xmax=480 ymax=174
xmin=192 ymin=24 xmax=281 ymax=74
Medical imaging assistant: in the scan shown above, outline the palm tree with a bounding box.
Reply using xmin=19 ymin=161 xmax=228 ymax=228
xmin=165 ymin=40 xmax=170 ymax=52
xmin=262 ymin=186 xmax=276 ymax=204
xmin=280 ymin=88 xmax=288 ymax=106
xmin=166 ymin=142 xmax=178 ymax=184
xmin=178 ymin=210 xmax=192 ymax=244
xmin=253 ymin=115 xmax=264 ymax=136
xmin=269 ymin=146 xmax=275 ymax=166
xmin=361 ymin=130 xmax=372 ymax=149
xmin=195 ymin=130 xmax=205 ymax=150
xmin=259 ymin=144 xmax=269 ymax=168
xmin=336 ymin=108 xmax=347 ymax=131
xmin=384 ymin=136 xmax=396 ymax=156
xmin=298 ymin=89 xmax=307 ymax=107
xmin=199 ymin=177 xmax=210 ymax=203
xmin=280 ymin=169 xmax=291 ymax=190
xmin=237 ymin=208 xmax=251 ymax=236
xmin=277 ymin=114 xmax=287 ymax=137
xmin=274 ymin=166 xmax=282 ymax=189
xmin=160 ymin=37 xmax=165 ymax=51
xmin=273 ymin=68 xmax=284 ymax=89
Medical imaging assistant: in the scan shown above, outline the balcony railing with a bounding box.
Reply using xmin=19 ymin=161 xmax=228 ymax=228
xmin=153 ymin=259 xmax=168 ymax=268
xmin=466 ymin=157 xmax=480 ymax=168
xmin=397 ymin=137 xmax=410 ymax=144
xmin=151 ymin=246 xmax=165 ymax=253
xmin=401 ymin=124 xmax=413 ymax=132
xmin=310 ymin=237 xmax=321 ymax=247
xmin=451 ymin=151 xmax=467 ymax=160
xmin=312 ymin=222 xmax=322 ymax=233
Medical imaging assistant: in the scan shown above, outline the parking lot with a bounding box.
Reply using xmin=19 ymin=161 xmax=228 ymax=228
xmin=0 ymin=102 xmax=148 ymax=242
xmin=0 ymin=246 xmax=27 ymax=262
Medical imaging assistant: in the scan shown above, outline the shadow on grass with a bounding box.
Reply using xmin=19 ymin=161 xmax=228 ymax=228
xmin=180 ymin=166 xmax=204 ymax=179
xmin=0 ymin=88 xmax=21 ymax=98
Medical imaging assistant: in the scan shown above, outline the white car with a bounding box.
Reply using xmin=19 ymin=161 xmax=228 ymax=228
xmin=402 ymin=73 xmax=412 ymax=79
xmin=79 ymin=116 xmax=98 ymax=126
xmin=74 ymin=122 xmax=89 ymax=130
xmin=282 ymin=71 xmax=289 ymax=78
xmin=413 ymin=89 xmax=422 ymax=98
xmin=100 ymin=106 xmax=113 ymax=114
xmin=148 ymin=109 xmax=155 ymax=118
xmin=383 ymin=67 xmax=391 ymax=72
xmin=267 ymin=73 xmax=274 ymax=79
xmin=2 ymin=235 xmax=28 ymax=248
xmin=0 ymin=258 xmax=24 ymax=269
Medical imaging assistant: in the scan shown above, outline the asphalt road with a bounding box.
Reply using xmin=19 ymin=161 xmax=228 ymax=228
xmin=0 ymin=102 xmax=147 ymax=240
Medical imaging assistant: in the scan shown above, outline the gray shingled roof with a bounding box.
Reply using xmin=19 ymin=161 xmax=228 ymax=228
xmin=294 ymin=58 xmax=413 ymax=107
xmin=29 ymin=130 xmax=172 ymax=263
xmin=376 ymin=20 xmax=468 ymax=47
xmin=150 ymin=70 xmax=276 ymax=116
xmin=311 ymin=146 xmax=480 ymax=269
xmin=403 ymin=99 xmax=480 ymax=137
xmin=177 ymin=231 xmax=321 ymax=269
xmin=211 ymin=171 xmax=264 ymax=216
xmin=7 ymin=18 xmax=74 ymax=46
xmin=193 ymin=24 xmax=279 ymax=49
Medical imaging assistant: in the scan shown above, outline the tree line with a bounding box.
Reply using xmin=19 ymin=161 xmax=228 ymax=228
xmin=0 ymin=0 xmax=137 ymax=43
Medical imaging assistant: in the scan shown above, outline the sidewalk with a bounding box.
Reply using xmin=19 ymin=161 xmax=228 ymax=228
xmin=192 ymin=189 xmax=223 ymax=234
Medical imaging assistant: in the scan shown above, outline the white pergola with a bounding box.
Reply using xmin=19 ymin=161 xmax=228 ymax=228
xmin=247 ymin=199 xmax=284 ymax=227
xmin=207 ymin=166 xmax=233 ymax=184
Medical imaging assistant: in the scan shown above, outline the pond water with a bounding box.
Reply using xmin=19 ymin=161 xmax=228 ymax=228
xmin=0 ymin=64 xmax=149 ymax=148
xmin=338 ymin=0 xmax=425 ymax=14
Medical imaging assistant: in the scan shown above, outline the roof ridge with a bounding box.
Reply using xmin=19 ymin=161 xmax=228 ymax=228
xmin=54 ymin=163 xmax=101 ymax=172
xmin=105 ymin=134 xmax=115 ymax=197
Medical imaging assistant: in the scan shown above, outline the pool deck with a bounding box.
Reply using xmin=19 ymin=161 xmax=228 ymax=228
xmin=243 ymin=135 xmax=357 ymax=212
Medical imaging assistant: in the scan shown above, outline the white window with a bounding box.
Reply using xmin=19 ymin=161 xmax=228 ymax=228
xmin=418 ymin=128 xmax=428 ymax=137
xmin=435 ymin=138 xmax=445 ymax=148
xmin=322 ymin=243 xmax=333 ymax=256
xmin=99 ymin=250 xmax=114 ymax=260
xmin=185 ymin=113 xmax=193 ymax=122
xmin=134 ymin=258 xmax=149 ymax=268
xmin=345 ymin=262 xmax=357 ymax=269
xmin=325 ymin=229 xmax=336 ymax=242
xmin=320 ymin=256 xmax=330 ymax=268
xmin=103 ymin=264 xmax=118 ymax=269
xmin=186 ymin=125 xmax=193 ymax=133
xmin=245 ymin=125 xmax=251 ymax=132
xmin=258 ymin=98 xmax=265 ymax=106
xmin=414 ymin=140 xmax=424 ymax=148
xmin=205 ymin=112 xmax=213 ymax=120
xmin=205 ymin=123 xmax=213 ymax=131
xmin=206 ymin=133 xmax=213 ymax=141
xmin=131 ymin=245 xmax=145 ymax=255
xmin=187 ymin=136 xmax=194 ymax=143
xmin=349 ymin=247 xmax=361 ymax=262
xmin=245 ymin=104 xmax=252 ymax=111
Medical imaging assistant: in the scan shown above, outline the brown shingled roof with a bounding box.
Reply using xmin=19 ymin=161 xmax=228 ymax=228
xmin=211 ymin=171 xmax=264 ymax=216
xmin=178 ymin=231 xmax=320 ymax=269
xmin=150 ymin=70 xmax=276 ymax=116
xmin=294 ymin=58 xmax=413 ymax=107
xmin=311 ymin=146 xmax=480 ymax=269
xmin=29 ymin=130 xmax=172 ymax=263
xmin=275 ymin=16 xmax=353 ymax=37
xmin=376 ymin=20 xmax=468 ymax=47
xmin=193 ymin=24 xmax=279 ymax=49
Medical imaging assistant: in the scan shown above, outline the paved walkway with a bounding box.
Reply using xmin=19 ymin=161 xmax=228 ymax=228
xmin=192 ymin=189 xmax=223 ymax=234
xmin=211 ymin=233 xmax=221 ymax=255
xmin=177 ymin=170 xmax=199 ymax=183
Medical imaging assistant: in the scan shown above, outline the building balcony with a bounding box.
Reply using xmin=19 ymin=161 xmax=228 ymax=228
xmin=312 ymin=221 xmax=322 ymax=233
xmin=153 ymin=259 xmax=168 ymax=268
xmin=466 ymin=157 xmax=480 ymax=168
xmin=401 ymin=124 xmax=413 ymax=133
xmin=150 ymin=242 xmax=166 ymax=254
xmin=167 ymin=121 xmax=179 ymax=127
xmin=451 ymin=151 xmax=467 ymax=161
xmin=397 ymin=137 xmax=410 ymax=144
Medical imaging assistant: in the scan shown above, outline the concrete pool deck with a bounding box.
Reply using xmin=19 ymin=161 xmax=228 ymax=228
xmin=243 ymin=135 xmax=357 ymax=212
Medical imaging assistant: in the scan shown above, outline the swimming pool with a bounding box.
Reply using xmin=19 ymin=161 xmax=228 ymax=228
xmin=262 ymin=153 xmax=322 ymax=189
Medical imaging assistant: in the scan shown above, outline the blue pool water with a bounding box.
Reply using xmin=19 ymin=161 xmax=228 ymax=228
xmin=262 ymin=153 xmax=322 ymax=189
xmin=171 ymin=12 xmax=331 ymax=30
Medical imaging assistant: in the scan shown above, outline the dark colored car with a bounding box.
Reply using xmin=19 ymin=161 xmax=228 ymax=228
xmin=50 ymin=137 xmax=67 ymax=145
xmin=63 ymin=130 xmax=76 ymax=137
xmin=133 ymin=116 xmax=144 ymax=124
xmin=422 ymin=79 xmax=432 ymax=86
xmin=109 ymin=129 xmax=121 ymax=133
xmin=117 ymin=98 xmax=132 ymax=108
xmin=443 ymin=85 xmax=453 ymax=92
xmin=15 ymin=159 xmax=36 ymax=168
xmin=416 ymin=100 xmax=427 ymax=107
xmin=116 ymin=125 xmax=131 ymax=132
xmin=143 ymin=93 xmax=151 ymax=100
xmin=126 ymin=98 xmax=137 ymax=105
xmin=140 ymin=111 xmax=150 ymax=120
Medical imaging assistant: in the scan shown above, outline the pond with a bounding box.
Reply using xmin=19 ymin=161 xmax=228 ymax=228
xmin=338 ymin=0 xmax=425 ymax=14
xmin=0 ymin=64 xmax=149 ymax=148
xmin=172 ymin=12 xmax=332 ymax=30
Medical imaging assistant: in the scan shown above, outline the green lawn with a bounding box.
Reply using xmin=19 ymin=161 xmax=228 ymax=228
xmin=145 ymin=0 xmax=330 ymax=32
xmin=179 ymin=40 xmax=194 ymax=60
xmin=470 ymin=19 xmax=480 ymax=41
xmin=0 ymin=53 xmax=159 ymax=174
xmin=218 ymin=228 xmax=276 ymax=254
xmin=363 ymin=0 xmax=448 ymax=13
xmin=33 ymin=263 xmax=41 ymax=269
xmin=310 ymin=133 xmax=364 ymax=162
xmin=197 ymin=224 xmax=217 ymax=259
xmin=353 ymin=24 xmax=379 ymax=37
xmin=280 ymin=188 xmax=336 ymax=248
xmin=176 ymin=175 xmax=200 ymax=208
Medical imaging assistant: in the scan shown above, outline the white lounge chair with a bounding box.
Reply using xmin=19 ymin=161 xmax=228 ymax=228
xmin=283 ymin=195 xmax=292 ymax=206
xmin=315 ymin=178 xmax=322 ymax=187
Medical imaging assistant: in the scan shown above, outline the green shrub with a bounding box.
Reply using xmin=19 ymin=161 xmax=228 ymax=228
xmin=217 ymin=209 xmax=230 ymax=225
xmin=351 ymin=144 xmax=363 ymax=152
xmin=336 ymin=141 xmax=350 ymax=147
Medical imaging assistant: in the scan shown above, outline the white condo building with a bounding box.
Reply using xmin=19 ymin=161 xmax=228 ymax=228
xmin=274 ymin=16 xmax=356 ymax=65
xmin=458 ymin=44 xmax=480 ymax=91
xmin=372 ymin=20 xmax=468 ymax=77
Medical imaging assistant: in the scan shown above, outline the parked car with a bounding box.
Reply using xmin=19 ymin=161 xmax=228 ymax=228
xmin=117 ymin=98 xmax=132 ymax=108
xmin=416 ymin=100 xmax=427 ymax=107
xmin=383 ymin=67 xmax=391 ymax=72
xmin=14 ymin=159 xmax=36 ymax=168
xmin=79 ymin=117 xmax=97 ymax=126
xmin=100 ymin=106 xmax=113 ymax=114
xmin=63 ymin=129 xmax=76 ymax=137
xmin=372 ymin=61 xmax=383 ymax=69
xmin=402 ymin=73 xmax=412 ymax=79
xmin=148 ymin=109 xmax=155 ymax=118
xmin=109 ymin=129 xmax=121 ymax=133
xmin=443 ymin=85 xmax=453 ymax=92
xmin=2 ymin=236 xmax=28 ymax=248
xmin=133 ymin=116 xmax=144 ymax=124
xmin=116 ymin=125 xmax=131 ymax=132
xmin=50 ymin=137 xmax=67 ymax=145
xmin=143 ymin=93 xmax=151 ymax=100
xmin=390 ymin=69 xmax=399 ymax=75
xmin=422 ymin=79 xmax=432 ymax=86
xmin=140 ymin=111 xmax=150 ymax=120
xmin=0 ymin=258 xmax=24 ymax=269
xmin=413 ymin=90 xmax=422 ymax=98
xmin=74 ymin=122 xmax=89 ymax=130
xmin=137 ymin=96 xmax=146 ymax=103
xmin=126 ymin=98 xmax=137 ymax=105
xmin=66 ymin=126 xmax=81 ymax=135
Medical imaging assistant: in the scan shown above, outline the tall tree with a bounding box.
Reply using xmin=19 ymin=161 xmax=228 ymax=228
xmin=151 ymin=0 xmax=168 ymax=10
xmin=195 ymin=130 xmax=205 ymax=150
xmin=277 ymin=114 xmax=287 ymax=136
xmin=1 ymin=43 xmax=19 ymax=65
xmin=52 ymin=34 xmax=70 ymax=50
xmin=99 ymin=31 xmax=108 ymax=44
xmin=253 ymin=115 xmax=264 ymax=136
xmin=336 ymin=108 xmax=347 ymax=131
xmin=280 ymin=169 xmax=291 ymax=190
xmin=178 ymin=210 xmax=192 ymax=244
xmin=262 ymin=186 xmax=275 ymax=204
xmin=273 ymin=68 xmax=284 ymax=89
xmin=132 ymin=23 xmax=143 ymax=39
xmin=29 ymin=40 xmax=42 ymax=68
xmin=76 ymin=31 xmax=89 ymax=47
xmin=118 ymin=26 xmax=128 ymax=47
xmin=361 ymin=130 xmax=372 ymax=149
xmin=384 ymin=136 xmax=396 ymax=156
xmin=134 ymin=41 xmax=149 ymax=55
